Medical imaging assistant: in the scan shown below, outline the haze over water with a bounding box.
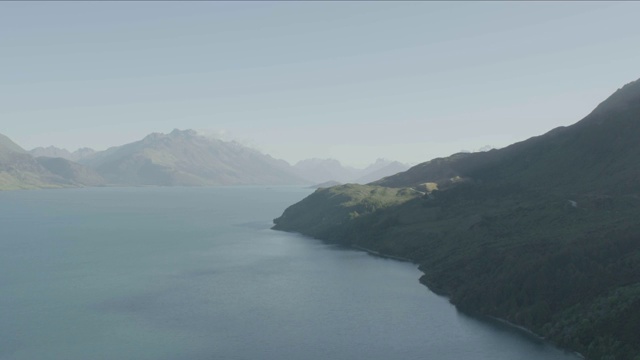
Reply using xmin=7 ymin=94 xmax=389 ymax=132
xmin=0 ymin=187 xmax=580 ymax=360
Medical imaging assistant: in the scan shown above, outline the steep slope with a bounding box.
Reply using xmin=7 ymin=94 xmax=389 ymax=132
xmin=0 ymin=134 xmax=73 ymax=190
xmin=0 ymin=152 xmax=59 ymax=190
xmin=0 ymin=133 xmax=27 ymax=155
xmin=81 ymin=129 xmax=306 ymax=186
xmin=273 ymin=78 xmax=640 ymax=359
xmin=375 ymin=79 xmax=640 ymax=194
xmin=35 ymin=157 xmax=105 ymax=187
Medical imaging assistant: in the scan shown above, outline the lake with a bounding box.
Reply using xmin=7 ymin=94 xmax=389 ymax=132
xmin=0 ymin=187 xmax=581 ymax=360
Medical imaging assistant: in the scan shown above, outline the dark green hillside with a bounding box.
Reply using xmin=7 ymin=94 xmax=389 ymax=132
xmin=274 ymin=184 xmax=421 ymax=239
xmin=376 ymin=79 xmax=640 ymax=195
xmin=273 ymin=79 xmax=640 ymax=360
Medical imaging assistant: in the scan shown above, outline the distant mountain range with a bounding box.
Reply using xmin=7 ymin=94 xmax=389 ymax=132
xmin=77 ymin=129 xmax=305 ymax=186
xmin=30 ymin=146 xmax=96 ymax=162
xmin=273 ymin=78 xmax=640 ymax=359
xmin=355 ymin=159 xmax=410 ymax=184
xmin=1 ymin=129 xmax=408 ymax=190
xmin=293 ymin=158 xmax=409 ymax=185
xmin=0 ymin=134 xmax=103 ymax=190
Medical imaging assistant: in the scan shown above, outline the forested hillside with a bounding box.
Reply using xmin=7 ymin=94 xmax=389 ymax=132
xmin=274 ymin=79 xmax=640 ymax=360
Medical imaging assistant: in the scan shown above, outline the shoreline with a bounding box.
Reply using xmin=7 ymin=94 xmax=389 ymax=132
xmin=278 ymin=229 xmax=587 ymax=360
xmin=486 ymin=316 xmax=584 ymax=359
xmin=350 ymin=244 xmax=413 ymax=262
xmin=360 ymin=243 xmax=587 ymax=359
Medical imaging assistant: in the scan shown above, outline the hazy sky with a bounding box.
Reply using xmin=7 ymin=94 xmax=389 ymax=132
xmin=2 ymin=2 xmax=639 ymax=167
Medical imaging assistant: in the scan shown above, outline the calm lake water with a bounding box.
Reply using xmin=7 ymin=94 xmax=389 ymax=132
xmin=0 ymin=187 xmax=580 ymax=360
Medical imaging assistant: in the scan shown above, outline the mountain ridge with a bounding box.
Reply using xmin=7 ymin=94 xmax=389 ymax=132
xmin=3 ymin=130 xmax=411 ymax=190
xmin=78 ymin=129 xmax=307 ymax=186
xmin=273 ymin=78 xmax=640 ymax=360
xmin=30 ymin=146 xmax=96 ymax=162
xmin=0 ymin=133 xmax=26 ymax=155
xmin=0 ymin=136 xmax=105 ymax=190
xmin=374 ymin=79 xmax=640 ymax=196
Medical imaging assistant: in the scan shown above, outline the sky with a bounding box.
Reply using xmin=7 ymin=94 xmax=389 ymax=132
xmin=1 ymin=2 xmax=639 ymax=168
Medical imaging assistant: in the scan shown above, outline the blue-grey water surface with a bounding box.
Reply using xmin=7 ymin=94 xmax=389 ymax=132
xmin=0 ymin=187 xmax=581 ymax=360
